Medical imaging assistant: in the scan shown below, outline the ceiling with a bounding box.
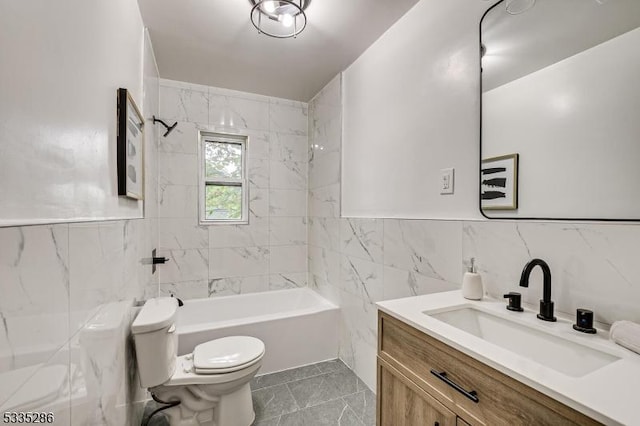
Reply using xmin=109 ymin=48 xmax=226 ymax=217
xmin=481 ymin=0 xmax=640 ymax=91
xmin=138 ymin=0 xmax=419 ymax=101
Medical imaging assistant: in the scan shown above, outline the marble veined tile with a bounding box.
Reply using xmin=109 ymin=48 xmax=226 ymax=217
xmin=463 ymin=221 xmax=640 ymax=324
xmin=309 ymin=150 xmax=340 ymax=190
xmin=270 ymin=159 xmax=307 ymax=190
xmin=269 ymin=273 xmax=307 ymax=290
xmin=340 ymin=255 xmax=383 ymax=304
xmin=158 ymin=121 xmax=199 ymax=155
xmin=209 ymin=93 xmax=269 ymax=131
xmin=209 ymin=246 xmax=269 ymax=279
xmin=270 ymin=103 xmax=308 ymax=136
xmin=158 ymin=152 xmax=198 ymax=186
xmin=159 ymin=218 xmax=209 ymax=250
xmin=208 ymin=275 xmax=268 ymax=297
xmin=308 ymin=246 xmax=341 ymax=286
xmin=209 ymin=217 xmax=269 ymax=248
xmin=159 ymin=280 xmax=208 ymax=299
xmin=69 ymin=221 xmax=125 ymax=313
xmin=340 ymin=219 xmax=383 ymax=264
xmin=308 ymin=217 xmax=341 ymax=251
xmin=269 ymin=189 xmax=307 ymax=217
xmin=0 ymin=224 xmax=69 ymax=318
xmin=158 ymin=184 xmax=198 ymax=219
xmin=382 ymin=265 xmax=458 ymax=301
xmin=248 ymin=157 xmax=270 ymax=189
xmin=270 ymin=217 xmax=307 ymax=246
xmin=158 ymin=249 xmax=208 ymax=284
xmin=246 ymin=130 xmax=270 ymax=160
xmin=159 ymin=85 xmax=208 ymax=124
xmin=383 ymin=219 xmax=462 ymax=284
xmin=309 ymin=184 xmax=340 ymax=218
xmin=270 ymin=132 xmax=308 ymax=162
xmin=270 ymin=245 xmax=308 ymax=274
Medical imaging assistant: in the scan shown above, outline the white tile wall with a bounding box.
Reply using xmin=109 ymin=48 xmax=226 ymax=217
xmin=157 ymin=79 xmax=309 ymax=297
xmin=0 ymin=33 xmax=159 ymax=425
xmin=307 ymin=74 xmax=640 ymax=393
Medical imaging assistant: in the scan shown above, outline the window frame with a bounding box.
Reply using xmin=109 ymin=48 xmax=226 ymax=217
xmin=198 ymin=131 xmax=249 ymax=225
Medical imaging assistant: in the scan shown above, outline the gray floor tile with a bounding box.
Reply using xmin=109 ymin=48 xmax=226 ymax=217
xmin=287 ymin=368 xmax=367 ymax=409
xmin=250 ymin=360 xmax=374 ymax=426
xmin=280 ymin=399 xmax=364 ymax=426
xmin=252 ymin=383 xmax=299 ymax=421
xmin=343 ymin=390 xmax=376 ymax=426
xmin=252 ymin=364 xmax=323 ymax=390
xmin=315 ymin=359 xmax=349 ymax=374
xmin=324 ymin=369 xmax=367 ymax=396
xmin=287 ymin=373 xmax=336 ymax=408
xmin=251 ymin=416 xmax=282 ymax=426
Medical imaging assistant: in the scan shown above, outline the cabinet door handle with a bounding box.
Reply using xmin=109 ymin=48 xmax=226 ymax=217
xmin=430 ymin=369 xmax=479 ymax=403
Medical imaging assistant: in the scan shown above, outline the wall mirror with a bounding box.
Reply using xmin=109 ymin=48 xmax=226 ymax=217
xmin=480 ymin=0 xmax=640 ymax=220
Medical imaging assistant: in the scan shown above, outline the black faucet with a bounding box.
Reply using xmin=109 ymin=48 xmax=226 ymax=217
xmin=519 ymin=258 xmax=556 ymax=322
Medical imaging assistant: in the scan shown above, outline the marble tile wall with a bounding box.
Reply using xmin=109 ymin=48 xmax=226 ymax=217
xmin=307 ymin=76 xmax=462 ymax=390
xmin=0 ymin=33 xmax=160 ymax=425
xmin=307 ymin=74 xmax=640 ymax=392
xmin=156 ymin=79 xmax=309 ymax=299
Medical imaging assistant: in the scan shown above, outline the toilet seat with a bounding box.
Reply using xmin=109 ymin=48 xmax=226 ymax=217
xmin=160 ymin=336 xmax=265 ymax=387
xmin=193 ymin=336 xmax=265 ymax=374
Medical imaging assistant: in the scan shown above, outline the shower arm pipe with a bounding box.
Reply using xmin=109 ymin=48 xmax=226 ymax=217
xmin=152 ymin=115 xmax=178 ymax=137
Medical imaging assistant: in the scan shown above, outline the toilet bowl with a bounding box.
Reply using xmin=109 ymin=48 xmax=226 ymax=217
xmin=132 ymin=298 xmax=264 ymax=426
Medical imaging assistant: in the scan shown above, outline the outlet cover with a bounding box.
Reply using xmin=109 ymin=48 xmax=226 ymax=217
xmin=440 ymin=168 xmax=454 ymax=195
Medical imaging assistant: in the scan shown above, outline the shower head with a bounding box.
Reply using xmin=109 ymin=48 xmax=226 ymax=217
xmin=152 ymin=116 xmax=178 ymax=138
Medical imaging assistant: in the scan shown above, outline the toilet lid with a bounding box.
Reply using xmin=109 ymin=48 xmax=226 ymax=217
xmin=193 ymin=336 xmax=264 ymax=372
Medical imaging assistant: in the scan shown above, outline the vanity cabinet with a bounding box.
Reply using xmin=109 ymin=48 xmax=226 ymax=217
xmin=378 ymin=359 xmax=456 ymax=426
xmin=376 ymin=312 xmax=601 ymax=426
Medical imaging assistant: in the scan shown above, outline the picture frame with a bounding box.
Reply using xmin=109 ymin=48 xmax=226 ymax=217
xmin=117 ymin=88 xmax=145 ymax=200
xmin=481 ymin=153 xmax=519 ymax=210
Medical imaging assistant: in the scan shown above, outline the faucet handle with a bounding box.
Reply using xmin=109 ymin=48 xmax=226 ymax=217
xmin=503 ymin=292 xmax=524 ymax=312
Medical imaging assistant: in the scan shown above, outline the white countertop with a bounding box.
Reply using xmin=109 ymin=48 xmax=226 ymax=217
xmin=377 ymin=291 xmax=640 ymax=426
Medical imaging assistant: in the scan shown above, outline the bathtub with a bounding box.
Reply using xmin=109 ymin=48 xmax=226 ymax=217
xmin=176 ymin=288 xmax=339 ymax=374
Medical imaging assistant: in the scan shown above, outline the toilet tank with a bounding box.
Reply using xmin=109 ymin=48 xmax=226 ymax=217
xmin=131 ymin=297 xmax=179 ymax=388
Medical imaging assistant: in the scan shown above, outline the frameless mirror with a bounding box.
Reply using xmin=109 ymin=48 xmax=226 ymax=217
xmin=480 ymin=0 xmax=640 ymax=220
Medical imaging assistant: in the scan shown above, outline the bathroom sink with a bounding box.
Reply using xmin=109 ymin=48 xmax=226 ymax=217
xmin=424 ymin=306 xmax=620 ymax=377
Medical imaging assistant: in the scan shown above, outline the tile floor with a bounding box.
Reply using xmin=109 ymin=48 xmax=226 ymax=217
xmin=141 ymin=359 xmax=375 ymax=426
xmin=251 ymin=359 xmax=375 ymax=426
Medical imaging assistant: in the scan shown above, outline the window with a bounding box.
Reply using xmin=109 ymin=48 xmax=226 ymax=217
xmin=199 ymin=132 xmax=248 ymax=224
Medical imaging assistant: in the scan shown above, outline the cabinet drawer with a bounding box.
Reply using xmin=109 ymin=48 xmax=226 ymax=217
xmin=377 ymin=357 xmax=456 ymax=426
xmin=378 ymin=312 xmax=601 ymax=426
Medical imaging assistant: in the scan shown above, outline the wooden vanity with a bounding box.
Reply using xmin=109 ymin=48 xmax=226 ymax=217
xmin=376 ymin=311 xmax=602 ymax=426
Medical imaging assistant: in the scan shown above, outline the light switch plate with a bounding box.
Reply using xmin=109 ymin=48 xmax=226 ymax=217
xmin=440 ymin=168 xmax=454 ymax=194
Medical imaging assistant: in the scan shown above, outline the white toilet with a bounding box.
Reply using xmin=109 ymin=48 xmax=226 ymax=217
xmin=132 ymin=297 xmax=265 ymax=426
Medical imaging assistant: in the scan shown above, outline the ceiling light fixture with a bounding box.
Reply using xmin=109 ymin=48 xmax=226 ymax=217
xmin=249 ymin=0 xmax=310 ymax=38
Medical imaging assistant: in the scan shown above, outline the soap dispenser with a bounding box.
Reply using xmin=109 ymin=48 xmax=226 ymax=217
xmin=462 ymin=258 xmax=483 ymax=300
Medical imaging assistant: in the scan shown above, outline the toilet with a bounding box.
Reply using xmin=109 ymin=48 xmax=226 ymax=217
xmin=132 ymin=297 xmax=265 ymax=426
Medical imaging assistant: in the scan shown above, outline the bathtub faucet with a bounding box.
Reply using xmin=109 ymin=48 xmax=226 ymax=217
xmin=170 ymin=293 xmax=184 ymax=307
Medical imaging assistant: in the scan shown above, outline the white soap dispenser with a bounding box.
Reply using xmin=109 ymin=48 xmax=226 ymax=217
xmin=462 ymin=258 xmax=483 ymax=300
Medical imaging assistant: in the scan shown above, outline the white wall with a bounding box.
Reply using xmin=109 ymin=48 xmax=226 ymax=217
xmin=309 ymin=0 xmax=640 ymax=392
xmin=0 ymin=0 xmax=145 ymax=226
xmin=341 ymin=0 xmax=487 ymax=219
xmin=483 ymin=27 xmax=640 ymax=219
xmin=0 ymin=3 xmax=160 ymax=424
xmin=157 ymin=79 xmax=309 ymax=298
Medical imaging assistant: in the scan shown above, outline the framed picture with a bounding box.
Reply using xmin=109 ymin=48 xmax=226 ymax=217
xmin=117 ymin=88 xmax=145 ymax=200
xmin=481 ymin=153 xmax=518 ymax=210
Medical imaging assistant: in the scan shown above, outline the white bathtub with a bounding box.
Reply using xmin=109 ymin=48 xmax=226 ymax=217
xmin=176 ymin=288 xmax=339 ymax=374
